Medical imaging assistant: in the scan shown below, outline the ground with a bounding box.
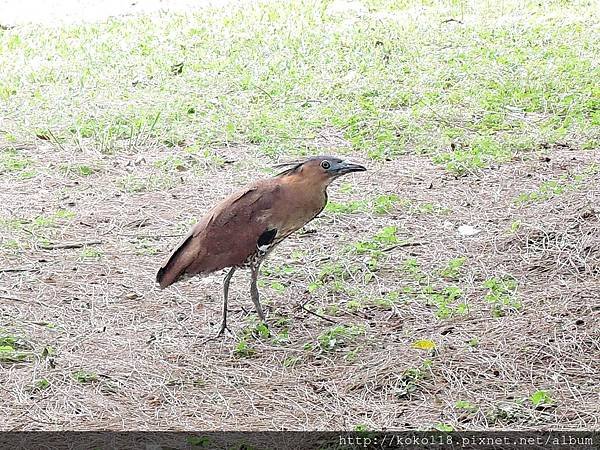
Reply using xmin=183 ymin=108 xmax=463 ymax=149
xmin=0 ymin=0 xmax=598 ymax=431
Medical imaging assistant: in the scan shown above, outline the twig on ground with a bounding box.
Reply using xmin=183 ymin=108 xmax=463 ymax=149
xmin=39 ymin=241 xmax=102 ymax=250
xmin=0 ymin=267 xmax=40 ymax=273
xmin=382 ymin=241 xmax=428 ymax=252
xmin=299 ymin=300 xmax=338 ymax=324
xmin=441 ymin=18 xmax=464 ymax=24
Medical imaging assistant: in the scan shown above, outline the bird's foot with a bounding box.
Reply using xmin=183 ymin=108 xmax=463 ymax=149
xmin=200 ymin=322 xmax=234 ymax=344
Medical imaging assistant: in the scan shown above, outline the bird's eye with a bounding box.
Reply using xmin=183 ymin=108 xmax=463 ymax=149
xmin=320 ymin=160 xmax=331 ymax=170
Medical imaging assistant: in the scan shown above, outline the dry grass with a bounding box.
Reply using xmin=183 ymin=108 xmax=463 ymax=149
xmin=1 ymin=0 xmax=598 ymax=432
xmin=1 ymin=139 xmax=598 ymax=430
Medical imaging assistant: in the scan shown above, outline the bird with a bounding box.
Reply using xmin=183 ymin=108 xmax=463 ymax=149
xmin=156 ymin=155 xmax=366 ymax=336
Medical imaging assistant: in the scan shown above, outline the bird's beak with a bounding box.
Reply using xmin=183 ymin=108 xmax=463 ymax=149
xmin=336 ymin=160 xmax=367 ymax=175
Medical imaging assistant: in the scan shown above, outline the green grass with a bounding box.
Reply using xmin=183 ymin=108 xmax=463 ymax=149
xmin=515 ymin=164 xmax=598 ymax=204
xmin=0 ymin=334 xmax=34 ymax=363
xmin=1 ymin=0 xmax=597 ymax=170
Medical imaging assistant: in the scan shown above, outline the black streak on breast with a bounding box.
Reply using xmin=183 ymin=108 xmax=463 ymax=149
xmin=257 ymin=228 xmax=277 ymax=247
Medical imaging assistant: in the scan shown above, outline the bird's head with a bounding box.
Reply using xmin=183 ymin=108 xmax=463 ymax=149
xmin=275 ymin=155 xmax=366 ymax=185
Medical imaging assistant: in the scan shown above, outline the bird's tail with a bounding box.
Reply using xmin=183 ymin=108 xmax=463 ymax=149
xmin=155 ymin=234 xmax=194 ymax=289
xmin=155 ymin=266 xmax=168 ymax=288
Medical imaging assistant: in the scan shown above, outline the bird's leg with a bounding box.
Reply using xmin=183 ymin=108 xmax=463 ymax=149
xmin=217 ymin=266 xmax=237 ymax=336
xmin=250 ymin=264 xmax=267 ymax=324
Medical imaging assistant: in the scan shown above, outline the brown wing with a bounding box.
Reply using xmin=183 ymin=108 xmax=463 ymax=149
xmin=156 ymin=181 xmax=280 ymax=289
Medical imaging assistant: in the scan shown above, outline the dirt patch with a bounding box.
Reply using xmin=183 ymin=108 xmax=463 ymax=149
xmin=0 ymin=140 xmax=598 ymax=430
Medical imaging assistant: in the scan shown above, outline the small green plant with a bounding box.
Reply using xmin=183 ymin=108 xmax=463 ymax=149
xmin=346 ymin=299 xmax=363 ymax=312
xmin=325 ymin=200 xmax=366 ymax=214
xmin=374 ymin=226 xmax=399 ymax=245
xmin=434 ymin=423 xmax=454 ymax=432
xmin=33 ymin=215 xmax=55 ymax=228
xmin=290 ymin=250 xmax=305 ymax=260
xmin=240 ymin=318 xmax=271 ymax=340
xmin=60 ymin=164 xmax=97 ymax=177
xmin=314 ymin=262 xmax=358 ymax=291
xmin=80 ymin=247 xmax=103 ymax=259
xmin=352 ymin=241 xmax=380 ymax=254
xmin=327 ymin=195 xmax=403 ymax=215
xmin=372 ymin=291 xmax=401 ymax=310
xmin=0 ymin=149 xmax=31 ymax=174
xmin=422 ymin=285 xmax=467 ymax=319
xmin=254 ymin=323 xmax=270 ymax=339
xmin=339 ymin=183 xmax=353 ymax=194
xmin=315 ymin=325 xmax=364 ymax=352
xmin=29 ymin=378 xmax=51 ymax=392
xmin=307 ymin=280 xmax=322 ymax=293
xmin=508 ymin=220 xmax=522 ymax=233
xmin=433 ymin=136 xmax=511 ymax=175
xmin=283 ymin=356 xmax=300 ymax=368
xmin=372 ymin=194 xmax=402 ymax=214
xmin=344 ymin=347 xmax=361 ymax=362
xmin=0 ymin=345 xmax=31 ymax=362
xmin=467 ymin=337 xmax=479 ymax=348
xmin=455 ymin=400 xmax=477 ymax=412
xmin=72 ymin=370 xmax=98 ymax=383
xmin=269 ymin=281 xmax=286 ymax=294
xmin=530 ymin=390 xmax=554 ymax=407
xmin=483 ymin=276 xmax=520 ymax=317
xmin=516 ymin=180 xmax=566 ymax=204
xmin=233 ymin=338 xmax=256 ymax=358
xmin=402 ymin=258 xmax=423 ymax=279
xmin=54 ymin=209 xmax=76 ymax=220
xmin=153 ymin=155 xmax=189 ymax=173
xmin=262 ymin=264 xmax=295 ymax=277
xmin=0 ymin=335 xmax=33 ymax=362
xmin=135 ymin=239 xmax=160 ymax=255
xmin=411 ymin=202 xmax=450 ymax=215
xmin=440 ymin=257 xmax=467 ymax=280
xmin=394 ymin=359 xmax=432 ymax=399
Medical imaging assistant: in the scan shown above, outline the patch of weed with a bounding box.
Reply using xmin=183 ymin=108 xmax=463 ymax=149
xmin=394 ymin=359 xmax=432 ymax=399
xmin=27 ymin=378 xmax=51 ymax=393
xmin=483 ymin=276 xmax=520 ymax=317
xmin=60 ymin=164 xmax=98 ymax=177
xmin=439 ymin=257 xmax=467 ymax=280
xmin=433 ymin=137 xmax=512 ymax=175
xmin=530 ymin=390 xmax=554 ymax=408
xmin=455 ymin=400 xmax=477 ymax=412
xmin=422 ymin=285 xmax=468 ymax=319
xmin=325 ymin=200 xmax=367 ymax=214
xmin=72 ymin=370 xmax=98 ymax=383
xmin=80 ymin=247 xmax=103 ymax=259
xmin=0 ymin=149 xmax=32 ymax=174
xmin=315 ymin=324 xmax=365 ymax=352
xmin=515 ymin=164 xmax=598 ymax=204
xmin=433 ymin=423 xmax=454 ymax=432
xmin=135 ymin=239 xmax=160 ymax=256
xmin=0 ymin=335 xmax=33 ymax=363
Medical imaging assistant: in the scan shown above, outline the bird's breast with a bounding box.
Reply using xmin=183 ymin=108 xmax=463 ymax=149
xmin=269 ymin=193 xmax=325 ymax=240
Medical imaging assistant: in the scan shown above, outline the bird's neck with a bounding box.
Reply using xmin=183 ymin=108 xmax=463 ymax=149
xmin=284 ymin=171 xmax=331 ymax=193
